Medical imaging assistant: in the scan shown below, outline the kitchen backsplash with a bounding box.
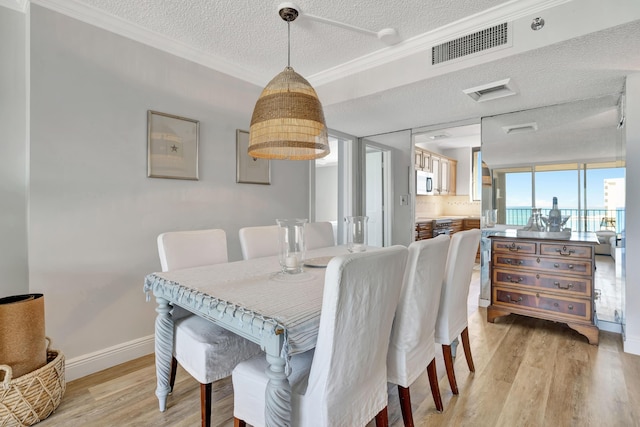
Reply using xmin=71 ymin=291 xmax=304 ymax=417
xmin=416 ymin=195 xmax=481 ymax=218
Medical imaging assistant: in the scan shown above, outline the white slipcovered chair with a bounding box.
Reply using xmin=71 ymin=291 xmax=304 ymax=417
xmin=232 ymin=245 xmax=409 ymax=427
xmin=434 ymin=228 xmax=482 ymax=395
xmin=304 ymin=221 xmax=336 ymax=250
xmin=238 ymin=225 xmax=279 ymax=260
xmin=387 ymin=235 xmax=451 ymax=424
xmin=156 ymin=229 xmax=262 ymax=427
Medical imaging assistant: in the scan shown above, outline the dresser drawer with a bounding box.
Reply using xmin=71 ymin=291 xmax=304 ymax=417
xmin=540 ymin=243 xmax=593 ymax=259
xmin=493 ymin=269 xmax=591 ymax=297
xmin=493 ymin=254 xmax=592 ymax=276
xmin=493 ymin=287 xmax=591 ymax=322
xmin=492 ymin=240 xmax=536 ymax=254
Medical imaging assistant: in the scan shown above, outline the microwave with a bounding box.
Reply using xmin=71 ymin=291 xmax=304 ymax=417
xmin=416 ymin=170 xmax=435 ymax=195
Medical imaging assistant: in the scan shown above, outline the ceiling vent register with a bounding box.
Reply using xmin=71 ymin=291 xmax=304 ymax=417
xmin=432 ymin=22 xmax=509 ymax=65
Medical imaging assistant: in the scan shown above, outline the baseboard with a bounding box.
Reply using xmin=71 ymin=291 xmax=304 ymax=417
xmin=597 ymin=319 xmax=622 ymax=334
xmin=623 ymin=334 xmax=640 ymax=356
xmin=65 ymin=335 xmax=155 ymax=381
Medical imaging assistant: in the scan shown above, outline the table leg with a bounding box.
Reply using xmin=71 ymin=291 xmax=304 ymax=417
xmin=264 ymin=353 xmax=291 ymax=427
xmin=154 ymin=296 xmax=174 ymax=412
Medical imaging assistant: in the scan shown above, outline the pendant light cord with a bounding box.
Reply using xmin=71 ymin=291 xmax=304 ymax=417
xmin=287 ymin=21 xmax=291 ymax=68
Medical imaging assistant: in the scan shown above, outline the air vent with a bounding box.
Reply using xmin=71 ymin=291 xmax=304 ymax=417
xmin=463 ymin=78 xmax=517 ymax=102
xmin=432 ymin=22 xmax=509 ymax=65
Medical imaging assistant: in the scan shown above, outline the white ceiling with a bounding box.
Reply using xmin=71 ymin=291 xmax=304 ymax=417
xmin=8 ymin=0 xmax=640 ymax=154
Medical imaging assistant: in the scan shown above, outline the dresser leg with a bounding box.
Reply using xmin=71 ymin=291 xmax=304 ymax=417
xmin=566 ymin=323 xmax=599 ymax=345
xmin=487 ymin=306 xmax=511 ymax=323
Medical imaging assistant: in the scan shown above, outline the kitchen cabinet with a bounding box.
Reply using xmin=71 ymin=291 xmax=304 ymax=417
xmin=415 ymin=221 xmax=433 ymax=241
xmin=487 ymin=235 xmax=598 ymax=345
xmin=431 ymin=156 xmax=441 ymax=193
xmin=449 ymin=160 xmax=457 ymax=196
xmin=414 ymin=148 xmax=431 ymax=172
xmin=414 ymin=147 xmax=457 ymax=195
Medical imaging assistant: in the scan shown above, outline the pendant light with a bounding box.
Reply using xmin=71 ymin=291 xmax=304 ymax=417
xmin=248 ymin=4 xmax=330 ymax=160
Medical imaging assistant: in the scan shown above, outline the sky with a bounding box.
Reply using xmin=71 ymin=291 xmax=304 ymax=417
xmin=505 ymin=168 xmax=625 ymax=209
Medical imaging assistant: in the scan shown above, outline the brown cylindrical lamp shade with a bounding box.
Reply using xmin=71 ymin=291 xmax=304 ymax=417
xmin=249 ymin=67 xmax=330 ymax=160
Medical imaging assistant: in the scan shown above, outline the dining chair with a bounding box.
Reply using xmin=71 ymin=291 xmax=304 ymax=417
xmin=157 ymin=229 xmax=262 ymax=427
xmin=304 ymin=221 xmax=336 ymax=250
xmin=238 ymin=225 xmax=279 ymax=260
xmin=387 ymin=235 xmax=450 ymax=425
xmin=434 ymin=228 xmax=482 ymax=395
xmin=232 ymin=245 xmax=409 ymax=427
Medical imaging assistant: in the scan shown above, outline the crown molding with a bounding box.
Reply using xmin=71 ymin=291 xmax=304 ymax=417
xmin=0 ymin=0 xmax=28 ymax=12
xmin=30 ymin=0 xmax=265 ymax=86
xmin=22 ymin=0 xmax=568 ymax=88
xmin=308 ymin=0 xmax=570 ymax=86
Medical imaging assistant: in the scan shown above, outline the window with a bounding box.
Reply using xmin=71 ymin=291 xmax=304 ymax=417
xmin=492 ymin=162 xmax=625 ymax=232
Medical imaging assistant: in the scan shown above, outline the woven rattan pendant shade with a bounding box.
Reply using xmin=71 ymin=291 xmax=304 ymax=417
xmin=249 ymin=66 xmax=329 ymax=160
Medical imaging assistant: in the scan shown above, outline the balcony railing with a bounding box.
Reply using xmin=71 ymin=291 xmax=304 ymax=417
xmin=503 ymin=208 xmax=625 ymax=234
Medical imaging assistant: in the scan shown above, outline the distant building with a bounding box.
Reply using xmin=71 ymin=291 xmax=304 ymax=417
xmin=604 ymin=178 xmax=625 ymax=210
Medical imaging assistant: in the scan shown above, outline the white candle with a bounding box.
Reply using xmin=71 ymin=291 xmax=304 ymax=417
xmin=285 ymin=255 xmax=298 ymax=268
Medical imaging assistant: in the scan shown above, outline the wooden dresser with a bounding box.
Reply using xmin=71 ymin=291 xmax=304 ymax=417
xmin=487 ymin=234 xmax=599 ymax=345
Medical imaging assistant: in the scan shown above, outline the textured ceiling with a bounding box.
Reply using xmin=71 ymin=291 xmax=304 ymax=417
xmin=26 ymin=0 xmax=640 ymax=155
xmin=73 ymin=0 xmax=511 ymax=78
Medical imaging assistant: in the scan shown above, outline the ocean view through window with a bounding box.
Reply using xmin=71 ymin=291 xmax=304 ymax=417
xmin=494 ymin=163 xmax=625 ymax=233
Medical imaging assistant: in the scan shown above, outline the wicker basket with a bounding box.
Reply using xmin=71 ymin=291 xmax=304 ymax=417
xmin=0 ymin=339 xmax=65 ymax=427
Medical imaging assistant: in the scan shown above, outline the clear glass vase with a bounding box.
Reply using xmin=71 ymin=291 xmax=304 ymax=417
xmin=276 ymin=219 xmax=307 ymax=274
xmin=345 ymin=216 xmax=368 ymax=253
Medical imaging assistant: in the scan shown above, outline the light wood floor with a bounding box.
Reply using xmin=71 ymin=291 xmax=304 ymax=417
xmin=39 ymin=306 xmax=640 ymax=427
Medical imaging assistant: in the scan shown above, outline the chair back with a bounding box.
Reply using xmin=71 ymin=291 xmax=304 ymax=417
xmin=157 ymin=229 xmax=228 ymax=272
xmin=435 ymin=229 xmax=481 ymax=345
xmin=304 ymin=222 xmax=336 ymax=250
xmin=387 ymin=235 xmax=450 ymax=387
xmin=302 ymin=246 xmax=408 ymax=426
xmin=238 ymin=225 xmax=279 ymax=260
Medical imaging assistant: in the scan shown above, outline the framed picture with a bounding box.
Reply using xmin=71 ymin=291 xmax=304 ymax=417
xmin=147 ymin=110 xmax=199 ymax=180
xmin=236 ymin=129 xmax=271 ymax=185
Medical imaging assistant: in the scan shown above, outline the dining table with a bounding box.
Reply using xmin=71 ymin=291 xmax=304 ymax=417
xmin=143 ymin=245 xmax=356 ymax=427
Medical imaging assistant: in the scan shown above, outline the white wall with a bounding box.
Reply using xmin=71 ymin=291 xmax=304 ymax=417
xmin=315 ymin=165 xmax=338 ymax=222
xmin=365 ymin=130 xmax=413 ymax=246
xmin=624 ymin=73 xmax=640 ymax=355
xmin=0 ymin=7 xmax=28 ymax=298
xmin=28 ymin=6 xmax=310 ymax=378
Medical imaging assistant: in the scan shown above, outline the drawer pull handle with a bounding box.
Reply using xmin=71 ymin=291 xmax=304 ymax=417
xmin=568 ymin=304 xmax=574 ymax=310
xmin=506 ymin=294 xmax=523 ymax=303
xmin=554 ymin=282 xmax=574 ymax=290
xmin=508 ymin=276 xmax=523 ymax=283
xmin=556 ymin=246 xmax=575 ymax=256
xmin=568 ymin=264 xmax=574 ymax=269
xmin=554 ymin=302 xmax=559 ymax=307
xmin=554 ymin=263 xmax=560 ymax=268
xmin=508 ymin=243 xmax=522 ymax=252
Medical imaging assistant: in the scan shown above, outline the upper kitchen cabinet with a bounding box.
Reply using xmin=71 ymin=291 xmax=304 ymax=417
xmin=413 ymin=146 xmax=458 ymax=196
xmin=413 ymin=123 xmax=480 ymax=197
xmin=414 ymin=147 xmax=431 ymax=172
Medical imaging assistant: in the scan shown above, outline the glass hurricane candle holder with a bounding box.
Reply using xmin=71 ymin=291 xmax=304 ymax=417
xmin=276 ymin=218 xmax=307 ymax=274
xmin=345 ymin=216 xmax=368 ymax=253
